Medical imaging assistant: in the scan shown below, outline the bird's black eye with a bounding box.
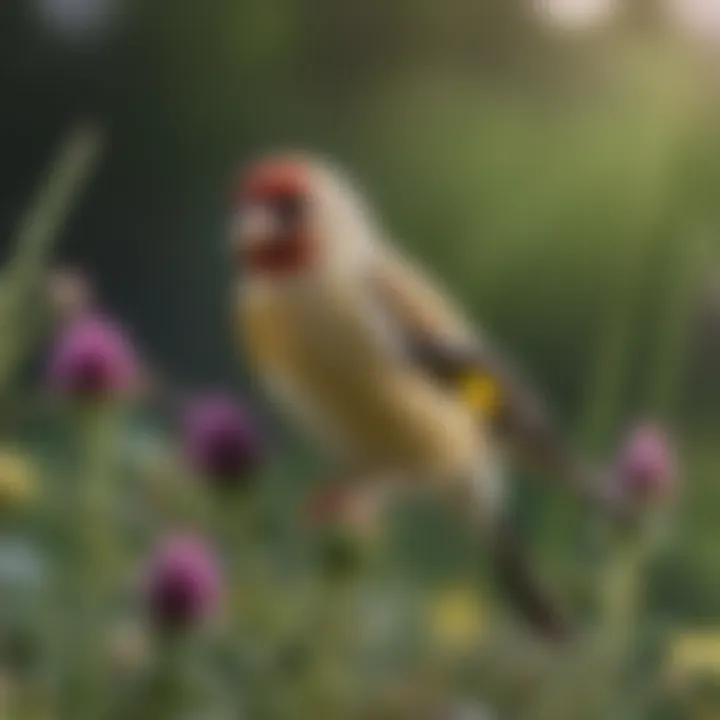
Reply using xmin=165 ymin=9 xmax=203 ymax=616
xmin=273 ymin=192 xmax=305 ymax=228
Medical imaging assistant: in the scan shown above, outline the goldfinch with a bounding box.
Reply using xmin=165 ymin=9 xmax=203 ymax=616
xmin=230 ymin=154 xmax=606 ymax=637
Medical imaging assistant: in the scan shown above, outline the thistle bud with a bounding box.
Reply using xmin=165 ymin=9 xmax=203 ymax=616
xmin=145 ymin=535 xmax=223 ymax=631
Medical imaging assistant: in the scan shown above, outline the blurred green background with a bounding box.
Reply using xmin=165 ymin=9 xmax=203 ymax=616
xmin=0 ymin=1 xmax=716 ymax=404
xmin=0 ymin=0 xmax=719 ymax=711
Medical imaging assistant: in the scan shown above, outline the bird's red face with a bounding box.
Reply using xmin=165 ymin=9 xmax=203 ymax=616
xmin=231 ymin=158 xmax=316 ymax=276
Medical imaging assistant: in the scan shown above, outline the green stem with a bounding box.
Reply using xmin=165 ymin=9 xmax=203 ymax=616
xmin=600 ymin=535 xmax=646 ymax=645
xmin=528 ymin=533 xmax=649 ymax=720
xmin=591 ymin=533 xmax=649 ymax=719
xmin=216 ymin=491 xmax=274 ymax=714
xmin=62 ymin=404 xmax=120 ymax=720
xmin=301 ymin=575 xmax=358 ymax=718
xmin=217 ymin=493 xmax=260 ymax=636
xmin=145 ymin=631 xmax=197 ymax=720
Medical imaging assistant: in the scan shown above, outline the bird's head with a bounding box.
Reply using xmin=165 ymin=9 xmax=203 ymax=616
xmin=230 ymin=153 xmax=379 ymax=279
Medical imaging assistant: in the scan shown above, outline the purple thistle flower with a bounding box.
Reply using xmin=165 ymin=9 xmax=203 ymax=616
xmin=617 ymin=424 xmax=677 ymax=501
xmin=182 ymin=396 xmax=264 ymax=491
xmin=145 ymin=535 xmax=222 ymax=630
xmin=47 ymin=314 xmax=139 ymax=399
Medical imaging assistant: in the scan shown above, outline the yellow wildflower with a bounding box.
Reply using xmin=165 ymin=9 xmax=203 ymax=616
xmin=428 ymin=586 xmax=486 ymax=653
xmin=0 ymin=450 xmax=37 ymax=509
xmin=459 ymin=373 xmax=502 ymax=419
xmin=667 ymin=630 xmax=720 ymax=682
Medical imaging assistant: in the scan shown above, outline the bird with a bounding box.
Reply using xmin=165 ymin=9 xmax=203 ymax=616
xmin=229 ymin=153 xmax=617 ymax=638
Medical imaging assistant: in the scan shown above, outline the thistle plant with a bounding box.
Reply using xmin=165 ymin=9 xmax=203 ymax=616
xmin=182 ymin=395 xmax=265 ymax=491
xmin=46 ymin=312 xmax=141 ymax=719
xmin=48 ymin=314 xmax=141 ymax=402
xmin=145 ymin=534 xmax=223 ymax=633
xmin=180 ymin=394 xmax=279 ymax=714
xmin=133 ymin=534 xmax=227 ymax=720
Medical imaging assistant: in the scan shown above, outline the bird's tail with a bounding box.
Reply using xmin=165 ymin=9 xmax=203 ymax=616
xmin=490 ymin=517 xmax=571 ymax=641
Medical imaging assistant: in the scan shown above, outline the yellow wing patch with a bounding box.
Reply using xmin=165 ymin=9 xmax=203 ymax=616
xmin=459 ymin=372 xmax=502 ymax=419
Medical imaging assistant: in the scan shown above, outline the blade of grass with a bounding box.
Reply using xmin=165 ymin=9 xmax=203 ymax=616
xmin=645 ymin=232 xmax=711 ymax=423
xmin=5 ymin=126 xmax=102 ymax=289
xmin=579 ymin=228 xmax=649 ymax=453
xmin=0 ymin=125 xmax=103 ymax=396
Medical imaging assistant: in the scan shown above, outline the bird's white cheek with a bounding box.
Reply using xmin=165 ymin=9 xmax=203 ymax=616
xmin=230 ymin=205 xmax=279 ymax=251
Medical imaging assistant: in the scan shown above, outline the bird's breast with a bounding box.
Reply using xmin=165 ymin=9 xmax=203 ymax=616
xmin=241 ymin=279 xmax=479 ymax=472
